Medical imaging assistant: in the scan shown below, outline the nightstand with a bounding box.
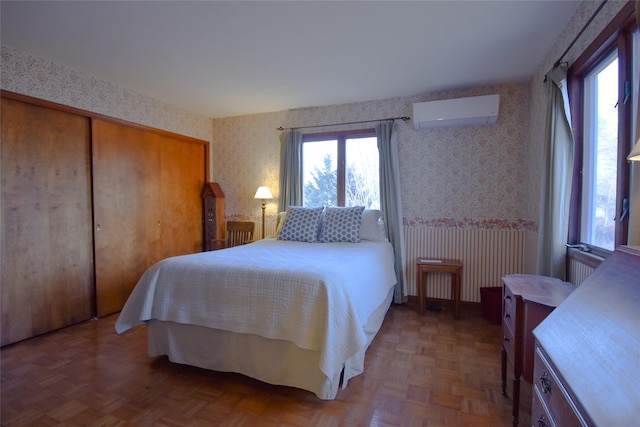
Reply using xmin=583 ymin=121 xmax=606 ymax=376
xmin=416 ymin=258 xmax=463 ymax=319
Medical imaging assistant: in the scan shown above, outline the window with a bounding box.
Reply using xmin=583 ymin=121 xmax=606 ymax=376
xmin=581 ymin=51 xmax=619 ymax=250
xmin=302 ymin=129 xmax=379 ymax=209
xmin=568 ymin=5 xmax=638 ymax=255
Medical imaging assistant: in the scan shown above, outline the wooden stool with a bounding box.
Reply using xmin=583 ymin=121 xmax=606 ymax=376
xmin=416 ymin=258 xmax=463 ymax=319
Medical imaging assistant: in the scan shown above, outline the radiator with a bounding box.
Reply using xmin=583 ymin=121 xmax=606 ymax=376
xmin=567 ymin=257 xmax=596 ymax=286
xmin=405 ymin=228 xmax=525 ymax=302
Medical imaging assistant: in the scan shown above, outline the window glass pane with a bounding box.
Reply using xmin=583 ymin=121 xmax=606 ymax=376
xmin=303 ymin=139 xmax=337 ymax=207
xmin=345 ymin=137 xmax=379 ymax=209
xmin=633 ymin=28 xmax=640 ymax=145
xmin=581 ymin=52 xmax=618 ymax=250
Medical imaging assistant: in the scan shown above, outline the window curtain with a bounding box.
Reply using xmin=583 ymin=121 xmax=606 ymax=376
xmin=537 ymin=65 xmax=574 ymax=279
xmin=376 ymin=121 xmax=407 ymax=303
xmin=278 ymin=130 xmax=303 ymax=212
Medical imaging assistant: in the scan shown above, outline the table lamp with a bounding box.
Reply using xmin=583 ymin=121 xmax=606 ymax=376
xmin=254 ymin=186 xmax=273 ymax=239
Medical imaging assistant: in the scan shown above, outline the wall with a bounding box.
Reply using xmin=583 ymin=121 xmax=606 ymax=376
xmin=213 ymin=84 xmax=530 ymax=221
xmin=0 ymin=46 xmax=213 ymax=148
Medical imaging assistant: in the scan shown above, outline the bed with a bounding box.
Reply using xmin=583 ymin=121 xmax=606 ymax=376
xmin=115 ymin=206 xmax=397 ymax=399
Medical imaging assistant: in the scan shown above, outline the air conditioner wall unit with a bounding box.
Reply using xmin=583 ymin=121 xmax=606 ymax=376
xmin=412 ymin=94 xmax=500 ymax=130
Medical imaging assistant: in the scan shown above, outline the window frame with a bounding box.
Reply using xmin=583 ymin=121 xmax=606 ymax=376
xmin=567 ymin=2 xmax=637 ymax=257
xmin=302 ymin=128 xmax=376 ymax=207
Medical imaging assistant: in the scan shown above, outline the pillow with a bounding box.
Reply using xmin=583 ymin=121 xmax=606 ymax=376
xmin=319 ymin=206 xmax=365 ymax=243
xmin=277 ymin=206 xmax=324 ymax=242
xmin=275 ymin=211 xmax=287 ymax=236
xmin=360 ymin=209 xmax=388 ymax=242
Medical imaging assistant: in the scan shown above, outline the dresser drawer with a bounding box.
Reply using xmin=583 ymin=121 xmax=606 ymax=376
xmin=502 ymin=285 xmax=517 ymax=365
xmin=534 ymin=346 xmax=586 ymax=427
xmin=502 ymin=323 xmax=516 ymax=365
xmin=502 ymin=285 xmax=516 ymax=332
xmin=532 ymin=385 xmax=556 ymax=427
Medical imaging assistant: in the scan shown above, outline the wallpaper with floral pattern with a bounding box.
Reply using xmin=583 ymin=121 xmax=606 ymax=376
xmin=211 ymin=83 xmax=534 ymax=232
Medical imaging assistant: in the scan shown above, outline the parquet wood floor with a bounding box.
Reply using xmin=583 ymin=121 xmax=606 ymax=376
xmin=1 ymin=303 xmax=531 ymax=426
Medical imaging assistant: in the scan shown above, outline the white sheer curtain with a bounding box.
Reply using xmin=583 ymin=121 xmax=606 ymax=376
xmin=277 ymin=130 xmax=303 ymax=212
xmin=376 ymin=121 xmax=407 ymax=303
xmin=537 ymin=65 xmax=575 ymax=279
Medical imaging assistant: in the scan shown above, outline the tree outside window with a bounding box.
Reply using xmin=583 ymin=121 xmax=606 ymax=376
xmin=302 ymin=132 xmax=379 ymax=209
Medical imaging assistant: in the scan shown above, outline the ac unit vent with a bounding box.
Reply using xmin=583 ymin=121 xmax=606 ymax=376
xmin=412 ymin=94 xmax=500 ymax=130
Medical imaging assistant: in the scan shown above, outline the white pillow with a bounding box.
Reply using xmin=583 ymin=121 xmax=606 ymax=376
xmin=319 ymin=206 xmax=365 ymax=243
xmin=360 ymin=209 xmax=388 ymax=242
xmin=278 ymin=206 xmax=324 ymax=242
xmin=275 ymin=211 xmax=287 ymax=236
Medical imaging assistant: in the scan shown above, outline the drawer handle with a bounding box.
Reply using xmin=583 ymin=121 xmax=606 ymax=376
xmin=540 ymin=371 xmax=552 ymax=395
xmin=503 ymin=336 xmax=509 ymax=342
xmin=505 ymin=295 xmax=511 ymax=301
xmin=537 ymin=415 xmax=548 ymax=427
xmin=504 ymin=313 xmax=510 ymax=319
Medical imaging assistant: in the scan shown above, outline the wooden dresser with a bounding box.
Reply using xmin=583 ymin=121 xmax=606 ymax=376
xmin=501 ymin=274 xmax=575 ymax=426
xmin=532 ymin=246 xmax=640 ymax=426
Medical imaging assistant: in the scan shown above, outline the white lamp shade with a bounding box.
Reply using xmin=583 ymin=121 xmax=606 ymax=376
xmin=629 ymin=138 xmax=640 ymax=161
xmin=254 ymin=186 xmax=273 ymax=199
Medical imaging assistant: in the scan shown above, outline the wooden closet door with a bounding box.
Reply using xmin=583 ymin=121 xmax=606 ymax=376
xmin=92 ymin=120 xmax=206 ymax=316
xmin=92 ymin=119 xmax=162 ymax=317
xmin=1 ymin=97 xmax=94 ymax=346
xmin=159 ymin=135 xmax=206 ymax=258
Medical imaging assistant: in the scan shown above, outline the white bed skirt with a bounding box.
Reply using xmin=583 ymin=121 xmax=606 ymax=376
xmin=146 ymin=287 xmax=394 ymax=400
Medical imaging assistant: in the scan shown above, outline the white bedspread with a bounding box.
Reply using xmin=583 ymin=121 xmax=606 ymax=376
xmin=115 ymin=238 xmax=397 ymax=379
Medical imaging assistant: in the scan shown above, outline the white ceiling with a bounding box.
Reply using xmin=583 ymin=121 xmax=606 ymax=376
xmin=1 ymin=1 xmax=581 ymax=119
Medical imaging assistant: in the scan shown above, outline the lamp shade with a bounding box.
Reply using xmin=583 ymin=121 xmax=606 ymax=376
xmin=628 ymin=138 xmax=640 ymax=161
xmin=254 ymin=186 xmax=273 ymax=199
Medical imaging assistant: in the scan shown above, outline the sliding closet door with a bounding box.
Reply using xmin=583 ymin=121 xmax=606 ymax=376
xmin=92 ymin=119 xmax=206 ymax=317
xmin=159 ymin=135 xmax=206 ymax=258
xmin=1 ymin=97 xmax=94 ymax=346
xmin=92 ymin=119 xmax=162 ymax=317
